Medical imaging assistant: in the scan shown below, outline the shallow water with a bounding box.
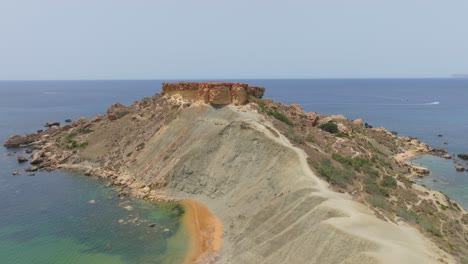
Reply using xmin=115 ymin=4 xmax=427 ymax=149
xmin=0 ymin=153 xmax=192 ymax=264
xmin=411 ymin=155 xmax=468 ymax=209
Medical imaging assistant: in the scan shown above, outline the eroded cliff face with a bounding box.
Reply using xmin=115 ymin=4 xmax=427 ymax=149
xmin=162 ymin=82 xmax=265 ymax=105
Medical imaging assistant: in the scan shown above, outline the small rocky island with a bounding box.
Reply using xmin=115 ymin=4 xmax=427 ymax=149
xmin=4 ymin=82 xmax=468 ymax=264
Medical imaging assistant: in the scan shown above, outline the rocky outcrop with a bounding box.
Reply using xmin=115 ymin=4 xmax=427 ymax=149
xmin=162 ymin=82 xmax=265 ymax=105
xmin=409 ymin=165 xmax=431 ymax=177
xmin=4 ymin=134 xmax=41 ymax=148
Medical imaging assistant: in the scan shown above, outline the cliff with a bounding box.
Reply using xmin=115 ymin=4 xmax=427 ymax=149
xmin=5 ymin=82 xmax=468 ymax=264
xmin=162 ymin=82 xmax=265 ymax=105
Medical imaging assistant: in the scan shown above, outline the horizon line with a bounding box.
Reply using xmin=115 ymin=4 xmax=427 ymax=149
xmin=0 ymin=77 xmax=463 ymax=82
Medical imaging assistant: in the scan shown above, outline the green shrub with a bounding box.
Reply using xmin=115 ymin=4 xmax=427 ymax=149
xmin=335 ymin=132 xmax=350 ymax=138
xmin=382 ymin=175 xmax=397 ymax=188
xmin=286 ymin=130 xmax=304 ymax=144
xmin=305 ymin=134 xmax=316 ymax=143
xmin=319 ymin=121 xmax=338 ymax=133
xmin=369 ymin=196 xmax=391 ymax=210
xmin=397 ymin=208 xmax=420 ymax=224
xmin=267 ymin=109 xmax=294 ymax=126
xmin=316 ymin=158 xmax=355 ymax=188
xmin=115 ymin=110 xmax=130 ymax=119
xmin=332 ymin=153 xmax=371 ymax=172
xmin=419 ymin=217 xmax=442 ymax=237
xmin=58 ymin=129 xmax=90 ymax=149
xmin=364 ymin=175 xmax=389 ymax=197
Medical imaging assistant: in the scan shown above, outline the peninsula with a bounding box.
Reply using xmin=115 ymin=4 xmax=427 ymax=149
xmin=5 ymin=82 xmax=468 ymax=264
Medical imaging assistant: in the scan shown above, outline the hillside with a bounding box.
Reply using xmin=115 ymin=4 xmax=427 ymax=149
xmin=5 ymin=82 xmax=468 ymax=264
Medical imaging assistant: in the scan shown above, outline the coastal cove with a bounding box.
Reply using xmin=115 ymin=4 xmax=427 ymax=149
xmin=1 ymin=79 xmax=467 ymax=263
xmin=0 ymin=81 xmax=196 ymax=263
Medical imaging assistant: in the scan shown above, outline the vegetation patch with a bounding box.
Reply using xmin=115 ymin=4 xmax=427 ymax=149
xmin=312 ymin=158 xmax=355 ymax=188
xmin=397 ymin=208 xmax=442 ymax=237
xmin=267 ymin=109 xmax=294 ymax=126
xmin=57 ymin=128 xmax=91 ymax=149
xmin=305 ymin=134 xmax=316 ymax=143
xmin=332 ymin=153 xmax=370 ymax=172
xmin=363 ymin=175 xmax=389 ymax=197
xmin=286 ymin=129 xmax=304 ymax=144
xmin=115 ymin=109 xmax=130 ymax=119
xmin=318 ymin=121 xmax=338 ymax=133
xmin=397 ymin=208 xmax=420 ymax=224
xmin=335 ymin=132 xmax=350 ymax=138
xmin=369 ymin=196 xmax=391 ymax=210
xmin=382 ymin=175 xmax=397 ymax=188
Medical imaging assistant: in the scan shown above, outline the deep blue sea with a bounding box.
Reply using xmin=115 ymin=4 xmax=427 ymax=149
xmin=0 ymin=79 xmax=467 ymax=263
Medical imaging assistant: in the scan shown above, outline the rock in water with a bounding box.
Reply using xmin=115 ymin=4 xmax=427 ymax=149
xmin=65 ymin=119 xmax=72 ymax=123
xmin=12 ymin=171 xmax=20 ymax=176
xmin=45 ymin=121 xmax=60 ymax=127
xmin=25 ymin=166 xmax=39 ymax=172
xmin=17 ymin=156 xmax=28 ymax=163
xmin=443 ymin=154 xmax=452 ymax=159
xmin=455 ymin=166 xmax=466 ymax=172
xmin=458 ymin=154 xmax=468 ymax=160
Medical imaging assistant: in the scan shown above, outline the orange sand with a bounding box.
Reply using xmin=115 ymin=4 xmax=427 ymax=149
xmin=181 ymin=199 xmax=223 ymax=264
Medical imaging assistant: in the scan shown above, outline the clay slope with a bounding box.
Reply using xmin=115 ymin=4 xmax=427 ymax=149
xmin=76 ymin=103 xmax=452 ymax=264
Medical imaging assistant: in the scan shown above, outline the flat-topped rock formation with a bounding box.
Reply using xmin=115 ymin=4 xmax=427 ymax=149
xmin=162 ymin=82 xmax=265 ymax=105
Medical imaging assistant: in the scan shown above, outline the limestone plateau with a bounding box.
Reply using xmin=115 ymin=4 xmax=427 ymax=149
xmin=162 ymin=82 xmax=265 ymax=105
xmin=4 ymin=82 xmax=468 ymax=264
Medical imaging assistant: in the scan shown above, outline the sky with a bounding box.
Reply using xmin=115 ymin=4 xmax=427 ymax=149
xmin=1 ymin=0 xmax=467 ymax=80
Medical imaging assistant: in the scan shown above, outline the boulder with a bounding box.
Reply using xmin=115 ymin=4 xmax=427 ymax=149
xmin=409 ymin=165 xmax=430 ymax=176
xmin=330 ymin=115 xmax=347 ymax=122
xmin=45 ymin=121 xmax=60 ymax=127
xmin=17 ymin=156 xmax=28 ymax=163
xmin=65 ymin=119 xmax=72 ymax=123
xmin=107 ymin=103 xmax=128 ymax=121
xmin=25 ymin=166 xmax=39 ymax=172
xmin=337 ymin=123 xmax=350 ymax=134
xmin=352 ymin=118 xmax=363 ymax=126
xmin=443 ymin=154 xmax=452 ymax=159
xmin=306 ymin=112 xmax=319 ymax=126
xmin=457 ymin=154 xmax=468 ymax=160
xmin=12 ymin=171 xmax=20 ymax=176
xmin=30 ymin=152 xmax=44 ymax=165
xmin=456 ymin=166 xmax=465 ymax=172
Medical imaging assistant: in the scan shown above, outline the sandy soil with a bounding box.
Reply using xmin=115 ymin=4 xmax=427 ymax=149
xmin=181 ymin=199 xmax=223 ymax=264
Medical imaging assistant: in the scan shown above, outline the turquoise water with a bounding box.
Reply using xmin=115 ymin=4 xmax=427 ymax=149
xmin=411 ymin=155 xmax=468 ymax=209
xmin=0 ymin=166 xmax=189 ymax=264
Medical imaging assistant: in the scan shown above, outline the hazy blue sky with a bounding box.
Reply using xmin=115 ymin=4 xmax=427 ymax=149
xmin=1 ymin=0 xmax=467 ymax=80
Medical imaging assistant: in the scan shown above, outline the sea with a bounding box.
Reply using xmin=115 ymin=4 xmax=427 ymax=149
xmin=0 ymin=79 xmax=467 ymax=263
